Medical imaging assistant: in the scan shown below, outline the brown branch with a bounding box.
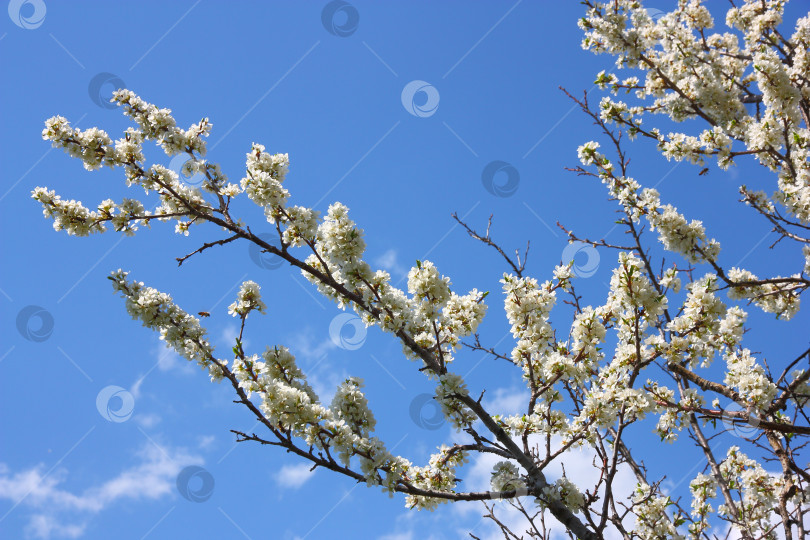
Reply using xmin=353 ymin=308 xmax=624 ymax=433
xmin=452 ymin=212 xmax=529 ymax=277
xmin=176 ymin=234 xmax=241 ymax=266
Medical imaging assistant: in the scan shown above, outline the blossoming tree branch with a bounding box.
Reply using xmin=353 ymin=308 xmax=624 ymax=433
xmin=33 ymin=1 xmax=809 ymax=538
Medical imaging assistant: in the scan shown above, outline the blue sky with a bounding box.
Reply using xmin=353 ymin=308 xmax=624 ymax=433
xmin=2 ymin=1 xmax=808 ymax=539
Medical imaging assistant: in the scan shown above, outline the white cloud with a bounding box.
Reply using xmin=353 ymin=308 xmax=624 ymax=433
xmin=275 ymin=464 xmax=315 ymax=489
xmin=219 ymin=324 xmax=240 ymax=348
xmin=25 ymin=515 xmax=83 ymax=540
xmin=197 ymin=435 xmax=216 ymax=449
xmin=455 ymin=387 xmax=637 ymax=540
xmin=130 ymin=341 xmax=196 ymax=400
xmin=287 ymin=331 xmax=345 ymax=402
xmin=378 ymin=532 xmax=413 ymax=540
xmin=0 ymin=444 xmax=203 ymax=539
xmin=289 ymin=331 xmax=337 ymax=362
xmin=374 ymin=249 xmax=407 ymax=278
xmin=483 ymin=387 xmax=529 ymax=417
xmin=130 ymin=376 xmax=145 ymax=400
xmin=133 ymin=413 xmax=161 ymax=429
xmin=155 ymin=343 xmax=189 ymax=373
xmin=376 ymin=514 xmax=447 ymax=540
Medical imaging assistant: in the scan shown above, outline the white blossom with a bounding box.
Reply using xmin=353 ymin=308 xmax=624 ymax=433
xmin=30 ymin=6 xmax=810 ymax=534
xmin=228 ymin=280 xmax=267 ymax=318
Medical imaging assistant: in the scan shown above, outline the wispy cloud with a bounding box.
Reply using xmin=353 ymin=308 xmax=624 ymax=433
xmin=458 ymin=388 xmax=637 ymax=540
xmin=289 ymin=331 xmax=337 ymax=362
xmin=275 ymin=464 xmax=315 ymax=489
xmin=155 ymin=344 xmax=191 ymax=373
xmin=130 ymin=341 xmax=194 ymax=400
xmin=219 ymin=324 xmax=240 ymax=348
xmin=483 ymin=387 xmax=528 ymax=417
xmin=378 ymin=532 xmax=414 ymax=540
xmin=0 ymin=444 xmax=203 ymax=539
xmin=287 ymin=330 xmax=345 ymax=402
xmin=25 ymin=515 xmax=84 ymax=540
xmin=134 ymin=413 xmax=162 ymax=429
xmin=374 ymin=249 xmax=408 ymax=279
xmin=197 ymin=435 xmax=216 ymax=450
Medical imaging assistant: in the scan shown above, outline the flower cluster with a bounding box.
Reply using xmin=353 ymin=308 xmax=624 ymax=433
xmin=502 ymin=273 xmax=558 ymax=377
xmin=41 ymin=116 xmax=116 ymax=171
xmin=724 ymin=349 xmax=777 ymax=410
xmin=301 ymin=203 xmax=485 ymax=372
xmin=607 ymin=252 xmax=667 ymax=330
xmin=281 ymin=205 xmax=319 ymax=247
xmin=229 ymin=335 xmax=417 ymax=495
xmin=578 ymin=0 xmax=810 ymax=285
xmin=112 ymin=89 xmax=211 ymax=157
xmin=37 ymin=93 xmax=216 ymax=238
xmin=638 ymin=189 xmax=721 ymax=264
xmin=631 ymin=483 xmax=685 ymax=540
xmin=237 ymin=143 xmax=324 ymax=248
xmin=408 ymin=261 xmax=452 ymax=321
xmin=568 ymin=307 xmax=607 ymax=375
xmin=108 ymin=270 xmax=431 ymax=499
xmin=495 ymin=401 xmax=568 ymax=437
xmin=405 ymin=446 xmax=467 ymax=510
xmin=651 ymin=384 xmax=680 ymax=443
xmin=718 ymin=446 xmax=800 ymax=536
xmin=440 ymin=291 xmax=487 ymax=352
xmin=304 ymin=202 xmax=372 ymax=307
xmin=658 ymin=267 xmax=681 ymax=293
xmin=32 ymin=187 xmax=108 ymax=237
xmin=726 ymin=267 xmax=801 ymax=320
xmin=688 ymin=473 xmax=716 ymax=536
xmin=566 ymin=254 xmax=666 ymax=441
xmin=434 ymin=373 xmax=475 ymax=429
xmin=664 ymin=275 xmax=742 ymax=368
xmin=540 ymin=477 xmax=585 ymax=512
xmin=232 ymin=345 xmax=323 ymax=432
xmin=228 ymin=280 xmax=267 ymax=318
xmin=108 ymin=270 xmax=219 ymax=379
xmin=490 ymin=461 xmax=525 ymax=493
xmin=331 ymin=377 xmax=376 ymax=438
xmin=240 ymin=144 xmax=291 ymax=217
xmin=577 ymin=143 xmax=721 ymax=264
xmin=32 ymin=9 xmax=810 ymax=532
